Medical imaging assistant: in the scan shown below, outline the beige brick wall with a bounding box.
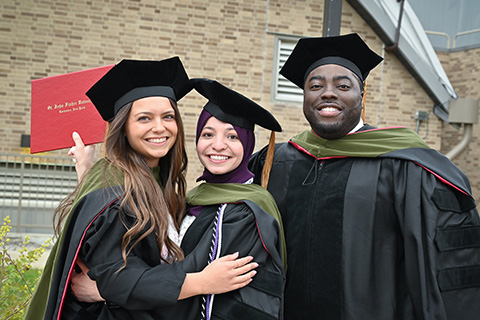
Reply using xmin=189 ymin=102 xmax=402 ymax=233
xmin=438 ymin=48 xmax=480 ymax=203
xmin=0 ymin=0 xmax=477 ymax=199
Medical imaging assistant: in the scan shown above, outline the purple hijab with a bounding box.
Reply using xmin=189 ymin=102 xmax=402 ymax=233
xmin=195 ymin=109 xmax=255 ymax=184
xmin=188 ymin=109 xmax=256 ymax=217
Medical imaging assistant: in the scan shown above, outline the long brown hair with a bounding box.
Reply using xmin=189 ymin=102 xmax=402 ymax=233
xmin=54 ymin=98 xmax=187 ymax=265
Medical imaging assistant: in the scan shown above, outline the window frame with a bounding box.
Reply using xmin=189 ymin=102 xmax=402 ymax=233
xmin=272 ymin=35 xmax=304 ymax=103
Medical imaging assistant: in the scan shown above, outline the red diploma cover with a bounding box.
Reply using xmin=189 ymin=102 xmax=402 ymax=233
xmin=30 ymin=65 xmax=113 ymax=154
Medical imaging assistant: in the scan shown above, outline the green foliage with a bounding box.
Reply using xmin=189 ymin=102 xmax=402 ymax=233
xmin=0 ymin=216 xmax=51 ymax=320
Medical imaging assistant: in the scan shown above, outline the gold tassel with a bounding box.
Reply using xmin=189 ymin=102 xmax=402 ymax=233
xmin=361 ymin=81 xmax=367 ymax=122
xmin=103 ymin=123 xmax=110 ymax=157
xmin=261 ymin=131 xmax=276 ymax=189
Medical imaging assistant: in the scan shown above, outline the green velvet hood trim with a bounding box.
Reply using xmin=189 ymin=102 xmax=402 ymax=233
xmin=290 ymin=127 xmax=430 ymax=159
xmin=187 ymin=182 xmax=287 ymax=270
xmin=25 ymin=158 xmax=124 ymax=319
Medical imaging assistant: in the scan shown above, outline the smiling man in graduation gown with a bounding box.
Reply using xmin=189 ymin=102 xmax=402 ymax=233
xmin=249 ymin=33 xmax=480 ymax=320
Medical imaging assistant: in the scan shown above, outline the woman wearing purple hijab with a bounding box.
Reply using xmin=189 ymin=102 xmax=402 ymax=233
xmin=175 ymin=78 xmax=286 ymax=320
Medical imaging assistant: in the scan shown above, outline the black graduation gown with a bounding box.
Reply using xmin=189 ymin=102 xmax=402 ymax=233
xmin=166 ymin=200 xmax=285 ymax=320
xmin=46 ymin=186 xmax=186 ymax=320
xmin=249 ymin=136 xmax=480 ymax=320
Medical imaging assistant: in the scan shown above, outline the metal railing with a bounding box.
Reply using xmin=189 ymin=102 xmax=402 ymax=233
xmin=425 ymin=28 xmax=480 ymax=49
xmin=425 ymin=31 xmax=451 ymax=49
xmin=0 ymin=153 xmax=78 ymax=234
xmin=453 ymin=29 xmax=480 ymax=48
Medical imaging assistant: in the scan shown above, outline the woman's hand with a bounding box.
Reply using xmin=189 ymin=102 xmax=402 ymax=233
xmin=68 ymin=131 xmax=96 ymax=181
xmin=70 ymin=259 xmax=105 ymax=303
xmin=179 ymin=252 xmax=258 ymax=299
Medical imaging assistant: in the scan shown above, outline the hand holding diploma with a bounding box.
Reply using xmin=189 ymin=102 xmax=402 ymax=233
xmin=68 ymin=132 xmax=96 ymax=181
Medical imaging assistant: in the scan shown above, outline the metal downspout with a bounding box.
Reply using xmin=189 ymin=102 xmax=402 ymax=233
xmin=445 ymin=124 xmax=473 ymax=160
xmin=446 ymin=98 xmax=479 ymax=160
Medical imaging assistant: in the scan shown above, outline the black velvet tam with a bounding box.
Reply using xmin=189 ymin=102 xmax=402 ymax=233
xmin=86 ymin=57 xmax=191 ymax=121
xmin=191 ymin=78 xmax=282 ymax=132
xmin=280 ymin=33 xmax=383 ymax=88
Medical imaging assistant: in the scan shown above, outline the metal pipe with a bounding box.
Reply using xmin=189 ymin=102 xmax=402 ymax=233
xmin=453 ymin=28 xmax=480 ymax=48
xmin=323 ymin=0 xmax=343 ymax=37
xmin=385 ymin=0 xmax=405 ymax=51
xmin=424 ymin=31 xmax=450 ymax=49
xmin=445 ymin=124 xmax=473 ymax=160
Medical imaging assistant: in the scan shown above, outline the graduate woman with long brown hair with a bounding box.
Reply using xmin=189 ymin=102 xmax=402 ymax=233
xmin=25 ymin=57 xmax=257 ymax=320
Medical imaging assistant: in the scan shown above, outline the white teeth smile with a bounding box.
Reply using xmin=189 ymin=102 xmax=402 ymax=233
xmin=321 ymin=107 xmax=339 ymax=112
xmin=209 ymin=155 xmax=229 ymax=160
xmin=148 ymin=137 xmax=167 ymax=143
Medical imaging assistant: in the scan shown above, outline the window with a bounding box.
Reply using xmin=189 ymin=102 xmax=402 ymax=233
xmin=272 ymin=36 xmax=304 ymax=102
xmin=0 ymin=155 xmax=77 ymax=233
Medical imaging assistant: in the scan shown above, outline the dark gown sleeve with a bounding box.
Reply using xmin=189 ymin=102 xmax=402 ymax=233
xmin=343 ymin=157 xmax=480 ymax=320
xmin=395 ymin=159 xmax=480 ymax=320
xmin=177 ymin=203 xmax=284 ymax=320
xmin=80 ymin=203 xmax=186 ymax=310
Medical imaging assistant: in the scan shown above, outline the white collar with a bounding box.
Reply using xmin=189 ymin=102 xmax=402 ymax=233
xmin=348 ymin=118 xmax=364 ymax=134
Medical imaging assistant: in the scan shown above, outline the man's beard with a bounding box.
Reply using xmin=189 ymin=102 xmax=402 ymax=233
xmin=310 ymin=121 xmax=350 ymax=140
xmin=305 ymin=103 xmax=363 ymax=139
